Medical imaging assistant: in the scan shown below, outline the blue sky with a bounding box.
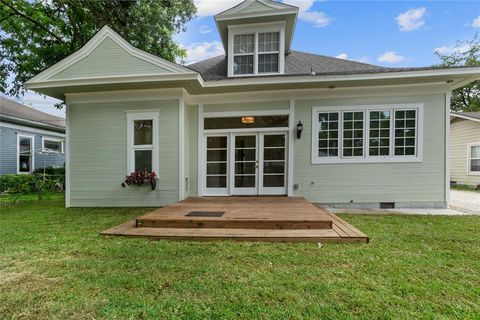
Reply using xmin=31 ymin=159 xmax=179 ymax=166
xmin=5 ymin=0 xmax=480 ymax=117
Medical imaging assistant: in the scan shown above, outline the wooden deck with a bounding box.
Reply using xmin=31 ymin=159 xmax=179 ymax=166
xmin=101 ymin=197 xmax=369 ymax=243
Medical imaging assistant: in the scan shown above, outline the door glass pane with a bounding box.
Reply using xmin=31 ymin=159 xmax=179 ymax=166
xmin=263 ymin=175 xmax=284 ymax=187
xmin=134 ymin=150 xmax=152 ymax=171
xmin=263 ymin=134 xmax=286 ymax=189
xmin=207 ymin=176 xmax=226 ymax=188
xmin=206 ymin=136 xmax=227 ymax=189
xmin=134 ymin=120 xmax=153 ymax=145
xmin=235 ymin=135 xmax=257 ymax=188
xmin=235 ymin=175 xmax=256 ymax=188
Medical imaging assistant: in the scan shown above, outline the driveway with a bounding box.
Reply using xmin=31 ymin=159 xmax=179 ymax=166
xmin=449 ymin=190 xmax=480 ymax=213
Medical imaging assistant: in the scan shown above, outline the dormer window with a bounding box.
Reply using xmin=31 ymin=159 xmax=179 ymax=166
xmin=228 ymin=22 xmax=285 ymax=77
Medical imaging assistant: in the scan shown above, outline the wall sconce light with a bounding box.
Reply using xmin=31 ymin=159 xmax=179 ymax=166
xmin=296 ymin=121 xmax=303 ymax=139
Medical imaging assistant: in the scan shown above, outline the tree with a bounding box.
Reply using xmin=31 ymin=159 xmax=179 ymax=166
xmin=435 ymin=34 xmax=480 ymax=112
xmin=0 ymin=0 xmax=196 ymax=98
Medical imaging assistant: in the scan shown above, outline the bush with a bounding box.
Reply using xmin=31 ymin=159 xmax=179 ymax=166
xmin=0 ymin=172 xmax=64 ymax=200
xmin=33 ymin=166 xmax=65 ymax=176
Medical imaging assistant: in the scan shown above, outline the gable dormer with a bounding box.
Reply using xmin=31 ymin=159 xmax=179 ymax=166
xmin=215 ymin=0 xmax=298 ymax=77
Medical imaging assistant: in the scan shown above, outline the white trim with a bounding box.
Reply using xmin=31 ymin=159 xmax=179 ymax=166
xmin=0 ymin=121 xmax=65 ymax=138
xmin=66 ymin=88 xmax=184 ymax=104
xmin=41 ymin=136 xmax=64 ymax=154
xmin=26 ymin=26 xmax=191 ymax=84
xmin=65 ymin=105 xmax=71 ymax=207
xmin=197 ymin=104 xmax=204 ymax=196
xmin=16 ymin=134 xmax=35 ymax=174
xmin=203 ymin=109 xmax=289 ymax=118
xmin=287 ymin=99 xmax=295 ymax=196
xmin=311 ymin=104 xmax=424 ymax=164
xmin=467 ymin=143 xmax=480 ymax=176
xmin=227 ymin=22 xmax=285 ymax=77
xmin=445 ymin=92 xmax=451 ymax=203
xmin=178 ymin=98 xmax=186 ymax=200
xmin=126 ymin=111 xmax=159 ymax=175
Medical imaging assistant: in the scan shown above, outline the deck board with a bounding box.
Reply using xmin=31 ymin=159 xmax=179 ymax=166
xmin=101 ymin=197 xmax=369 ymax=243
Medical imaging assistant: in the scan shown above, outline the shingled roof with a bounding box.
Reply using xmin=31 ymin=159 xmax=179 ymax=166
xmin=186 ymin=50 xmax=465 ymax=82
xmin=451 ymin=112 xmax=480 ymax=122
xmin=0 ymin=96 xmax=65 ymax=132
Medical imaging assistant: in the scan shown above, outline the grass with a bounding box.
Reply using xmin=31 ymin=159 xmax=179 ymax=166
xmin=451 ymin=184 xmax=480 ymax=193
xmin=0 ymin=192 xmax=65 ymax=203
xmin=1 ymin=201 xmax=479 ymax=319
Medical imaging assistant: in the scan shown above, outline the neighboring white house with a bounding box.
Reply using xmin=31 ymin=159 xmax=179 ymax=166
xmin=24 ymin=0 xmax=480 ymax=208
xmin=450 ymin=112 xmax=480 ymax=187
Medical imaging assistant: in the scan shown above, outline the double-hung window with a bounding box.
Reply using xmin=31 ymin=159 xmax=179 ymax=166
xmin=312 ymin=104 xmax=422 ymax=163
xmin=17 ymin=134 xmax=34 ymax=173
xmin=229 ymin=22 xmax=285 ymax=77
xmin=126 ymin=112 xmax=159 ymax=174
xmin=468 ymin=143 xmax=480 ymax=175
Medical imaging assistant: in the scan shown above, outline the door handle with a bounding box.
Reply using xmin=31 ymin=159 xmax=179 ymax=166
xmin=255 ymin=160 xmax=259 ymax=168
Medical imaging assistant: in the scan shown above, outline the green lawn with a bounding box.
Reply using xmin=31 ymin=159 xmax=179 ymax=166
xmin=1 ymin=201 xmax=479 ymax=319
xmin=451 ymin=184 xmax=480 ymax=193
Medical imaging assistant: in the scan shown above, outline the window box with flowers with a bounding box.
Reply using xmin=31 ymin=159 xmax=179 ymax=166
xmin=122 ymin=170 xmax=157 ymax=190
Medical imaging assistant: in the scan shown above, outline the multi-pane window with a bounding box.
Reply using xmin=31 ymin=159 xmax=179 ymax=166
xmin=469 ymin=144 xmax=480 ymax=174
xmin=233 ymin=34 xmax=254 ymax=75
xmin=318 ymin=112 xmax=339 ymax=157
xmin=369 ymin=111 xmax=391 ymax=156
xmin=258 ymin=32 xmax=279 ymax=73
xmin=313 ymin=106 xmax=421 ymax=163
xmin=18 ymin=136 xmax=33 ymax=173
xmin=394 ymin=110 xmax=416 ymax=156
xmin=342 ymin=111 xmax=364 ymax=157
xmin=231 ymin=31 xmax=281 ymax=76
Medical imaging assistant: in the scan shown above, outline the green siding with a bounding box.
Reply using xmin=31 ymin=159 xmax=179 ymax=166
xmin=51 ymin=37 xmax=173 ymax=80
xmin=204 ymin=100 xmax=289 ymax=113
xmin=185 ymin=104 xmax=199 ymax=196
xmin=293 ymin=93 xmax=447 ymax=204
xmin=68 ymin=99 xmax=179 ymax=207
xmin=241 ymin=0 xmax=273 ymax=13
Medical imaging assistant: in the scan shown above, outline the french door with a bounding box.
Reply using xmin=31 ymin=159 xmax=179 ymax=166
xmin=204 ymin=132 xmax=287 ymax=196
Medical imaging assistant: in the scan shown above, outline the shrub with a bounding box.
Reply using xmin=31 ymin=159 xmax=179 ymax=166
xmin=0 ymin=173 xmax=64 ymax=200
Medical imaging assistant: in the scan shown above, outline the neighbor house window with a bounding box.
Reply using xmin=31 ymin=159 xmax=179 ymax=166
xmin=229 ymin=23 xmax=285 ymax=77
xmin=42 ymin=138 xmax=64 ymax=154
xmin=468 ymin=144 xmax=480 ymax=175
xmin=312 ymin=104 xmax=422 ymax=164
xmin=126 ymin=112 xmax=159 ymax=174
xmin=18 ymin=135 xmax=34 ymax=173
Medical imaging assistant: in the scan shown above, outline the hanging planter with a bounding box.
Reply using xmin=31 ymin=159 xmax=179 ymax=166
xmin=121 ymin=170 xmax=157 ymax=190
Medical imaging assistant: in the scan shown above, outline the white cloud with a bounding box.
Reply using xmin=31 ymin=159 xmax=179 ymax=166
xmin=378 ymin=51 xmax=405 ymax=64
xmin=183 ymin=41 xmax=224 ymax=64
xmin=395 ymin=7 xmax=427 ymax=31
xmin=199 ymin=25 xmax=212 ymax=34
xmin=435 ymin=43 xmax=472 ymax=56
xmin=195 ymin=0 xmax=243 ymax=17
xmin=335 ymin=53 xmax=348 ymax=60
xmin=472 ymin=15 xmax=480 ymax=28
xmin=283 ymin=0 xmax=332 ymax=27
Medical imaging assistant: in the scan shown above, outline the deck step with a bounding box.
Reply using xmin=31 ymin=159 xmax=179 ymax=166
xmin=135 ymin=218 xmax=333 ymax=230
xmin=104 ymin=224 xmax=366 ymax=243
